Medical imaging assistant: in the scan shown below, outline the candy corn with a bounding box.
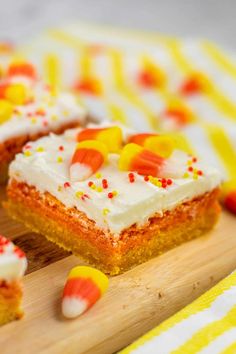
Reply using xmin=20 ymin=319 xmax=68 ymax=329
xmin=224 ymin=191 xmax=236 ymax=214
xmin=5 ymin=83 xmax=27 ymax=105
xmin=180 ymin=72 xmax=209 ymax=95
xmin=128 ymin=133 xmax=174 ymax=158
xmin=77 ymin=126 xmax=122 ymax=153
xmin=62 ymin=266 xmax=109 ymax=318
xmin=7 ymin=61 xmax=37 ymax=80
xmin=73 ymin=77 xmax=102 ymax=96
xmin=70 ymin=140 xmax=108 ymax=181
xmin=119 ymin=144 xmax=189 ymax=179
xmin=119 ymin=143 xmax=165 ymax=177
xmin=0 ymin=99 xmax=13 ymax=124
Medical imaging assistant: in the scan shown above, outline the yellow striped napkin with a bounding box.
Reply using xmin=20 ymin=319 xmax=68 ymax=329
xmin=15 ymin=23 xmax=236 ymax=210
xmin=121 ymin=271 xmax=236 ymax=354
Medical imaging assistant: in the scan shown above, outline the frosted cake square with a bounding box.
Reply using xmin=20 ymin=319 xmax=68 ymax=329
xmin=0 ymin=61 xmax=86 ymax=182
xmin=5 ymin=125 xmax=221 ymax=275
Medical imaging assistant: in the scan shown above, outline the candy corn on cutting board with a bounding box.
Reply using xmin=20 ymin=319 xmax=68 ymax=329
xmin=0 ymin=186 xmax=236 ymax=354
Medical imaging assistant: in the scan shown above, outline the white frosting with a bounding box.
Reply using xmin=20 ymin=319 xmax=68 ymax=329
xmin=0 ymin=78 xmax=86 ymax=143
xmin=9 ymin=128 xmax=222 ymax=234
xmin=0 ymin=236 xmax=27 ymax=282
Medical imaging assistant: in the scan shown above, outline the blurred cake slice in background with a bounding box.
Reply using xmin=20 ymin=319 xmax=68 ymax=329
xmin=0 ymin=61 xmax=87 ymax=182
xmin=0 ymin=235 xmax=27 ymax=326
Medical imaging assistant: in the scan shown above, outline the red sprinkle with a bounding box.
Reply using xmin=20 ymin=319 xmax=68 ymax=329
xmin=64 ymin=182 xmax=71 ymax=188
xmin=102 ymin=179 xmax=108 ymax=188
xmin=108 ymin=192 xmax=113 ymax=199
xmin=162 ymin=182 xmax=167 ymax=188
xmin=84 ymin=194 xmax=90 ymax=199
xmin=59 ymin=145 xmax=64 ymax=151
xmin=0 ymin=246 xmax=4 ymax=254
xmin=197 ymin=170 xmax=203 ymax=176
xmin=14 ymin=247 xmax=25 ymax=258
xmin=167 ymin=179 xmax=173 ymax=185
xmin=144 ymin=176 xmax=149 ymax=182
xmin=192 ymin=157 xmax=197 ymax=163
xmin=43 ymin=120 xmax=48 ymax=127
xmin=88 ymin=181 xmax=94 ymax=187
xmin=161 ymin=178 xmax=167 ymax=183
xmin=0 ymin=236 xmax=9 ymax=246
xmin=188 ymin=166 xmax=193 ymax=172
xmin=24 ymin=144 xmax=32 ymax=150
xmin=35 ymin=108 xmax=46 ymax=116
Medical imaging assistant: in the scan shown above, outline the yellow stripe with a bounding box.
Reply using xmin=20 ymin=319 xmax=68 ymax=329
xmin=43 ymin=54 xmax=61 ymax=88
xmin=202 ymin=40 xmax=236 ymax=79
xmin=107 ymin=103 xmax=128 ymax=125
xmin=202 ymin=124 xmax=236 ymax=180
xmin=109 ymin=49 xmax=158 ymax=130
xmin=121 ymin=272 xmax=236 ymax=354
xmin=166 ymin=39 xmax=236 ymax=121
xmin=47 ymin=29 xmax=85 ymax=49
xmin=173 ymin=306 xmax=236 ymax=354
xmin=221 ymin=341 xmax=236 ymax=354
xmin=79 ymin=48 xmax=92 ymax=79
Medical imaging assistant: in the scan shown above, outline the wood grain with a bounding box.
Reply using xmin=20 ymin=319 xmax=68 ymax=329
xmin=0 ymin=208 xmax=236 ymax=354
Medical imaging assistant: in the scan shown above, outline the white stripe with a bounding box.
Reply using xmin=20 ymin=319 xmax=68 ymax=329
xmin=131 ymin=286 xmax=236 ymax=354
xmin=198 ymin=327 xmax=236 ymax=354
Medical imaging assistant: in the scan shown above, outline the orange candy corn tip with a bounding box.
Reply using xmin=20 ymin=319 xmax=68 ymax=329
xmin=118 ymin=143 xmax=165 ymax=177
xmin=128 ymin=133 xmax=174 ymax=158
xmin=77 ymin=126 xmax=123 ymax=153
xmin=70 ymin=140 xmax=108 ymax=182
xmin=62 ymin=266 xmax=109 ymax=318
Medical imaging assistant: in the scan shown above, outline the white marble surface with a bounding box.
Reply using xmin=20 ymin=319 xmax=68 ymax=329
xmin=0 ymin=0 xmax=235 ymax=49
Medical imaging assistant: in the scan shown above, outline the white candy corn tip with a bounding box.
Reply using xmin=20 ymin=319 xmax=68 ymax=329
xmin=70 ymin=163 xmax=93 ymax=182
xmin=62 ymin=297 xmax=88 ymax=318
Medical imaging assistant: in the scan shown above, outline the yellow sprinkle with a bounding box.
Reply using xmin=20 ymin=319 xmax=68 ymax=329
xmin=91 ymin=184 xmax=96 ymax=190
xmin=183 ymin=172 xmax=190 ymax=178
xmin=187 ymin=160 xmax=192 ymax=166
xmin=76 ymin=191 xmax=84 ymax=198
xmin=57 ymin=156 xmax=63 ymax=163
xmin=193 ymin=174 xmax=199 ymax=180
xmin=24 ymin=150 xmax=32 ymax=157
xmin=58 ymin=185 xmax=62 ymax=192
xmin=112 ymin=190 xmax=118 ymax=196
xmin=193 ymin=168 xmax=198 ymax=173
xmin=103 ymin=208 xmax=110 ymax=216
xmin=51 ymin=114 xmax=58 ymax=121
xmin=31 ymin=117 xmax=37 ymax=124
xmin=63 ymin=110 xmax=69 ymax=117
xmin=96 ymin=186 xmax=103 ymax=192
xmin=36 ymin=146 xmax=44 ymax=152
xmin=95 ymin=172 xmax=102 ymax=179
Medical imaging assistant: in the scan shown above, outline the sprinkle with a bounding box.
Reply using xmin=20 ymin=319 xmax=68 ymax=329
xmin=35 ymin=108 xmax=46 ymax=116
xmin=88 ymin=181 xmax=94 ymax=187
xmin=95 ymin=172 xmax=102 ymax=179
xmin=43 ymin=120 xmax=48 ymax=127
xmin=128 ymin=172 xmax=135 ymax=183
xmin=24 ymin=150 xmax=32 ymax=157
xmin=193 ymin=174 xmax=198 ymax=180
xmin=167 ymin=179 xmax=173 ymax=185
xmin=51 ymin=114 xmax=58 ymax=121
xmin=183 ymin=172 xmax=189 ymax=178
xmin=59 ymin=145 xmax=64 ymax=151
xmin=57 ymin=156 xmax=63 ymax=163
xmin=24 ymin=144 xmax=32 ymax=150
xmin=64 ymin=182 xmax=71 ymax=188
xmin=58 ymin=185 xmax=62 ymax=192
xmin=187 ymin=160 xmax=192 ymax=166
xmin=14 ymin=247 xmax=25 ymax=258
xmin=31 ymin=117 xmax=37 ymax=124
xmin=112 ymin=190 xmax=118 ymax=196
xmin=103 ymin=208 xmax=110 ymax=216
xmin=108 ymin=192 xmax=113 ymax=199
xmin=188 ymin=166 xmax=193 ymax=172
xmin=144 ymin=176 xmax=149 ymax=182
xmin=91 ymin=184 xmax=96 ymax=190
xmin=76 ymin=191 xmax=84 ymax=198
xmin=192 ymin=157 xmax=197 ymax=163
xmin=36 ymin=146 xmax=44 ymax=152
xmin=96 ymin=186 xmax=103 ymax=192
xmin=102 ymin=179 xmax=108 ymax=189
xmin=198 ymin=170 xmax=203 ymax=176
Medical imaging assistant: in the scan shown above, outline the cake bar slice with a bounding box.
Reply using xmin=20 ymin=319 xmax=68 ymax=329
xmin=5 ymin=125 xmax=221 ymax=275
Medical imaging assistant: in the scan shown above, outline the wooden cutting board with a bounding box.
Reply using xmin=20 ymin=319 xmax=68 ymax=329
xmin=0 ymin=185 xmax=236 ymax=354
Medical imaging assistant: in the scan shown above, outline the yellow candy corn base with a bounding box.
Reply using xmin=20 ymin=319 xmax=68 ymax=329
xmin=6 ymin=180 xmax=220 ymax=275
xmin=0 ymin=280 xmax=23 ymax=326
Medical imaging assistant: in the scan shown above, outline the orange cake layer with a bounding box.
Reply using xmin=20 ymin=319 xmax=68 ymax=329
xmin=6 ymin=180 xmax=221 ymax=275
xmin=0 ymin=120 xmax=80 ymax=183
xmin=0 ymin=280 xmax=23 ymax=326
